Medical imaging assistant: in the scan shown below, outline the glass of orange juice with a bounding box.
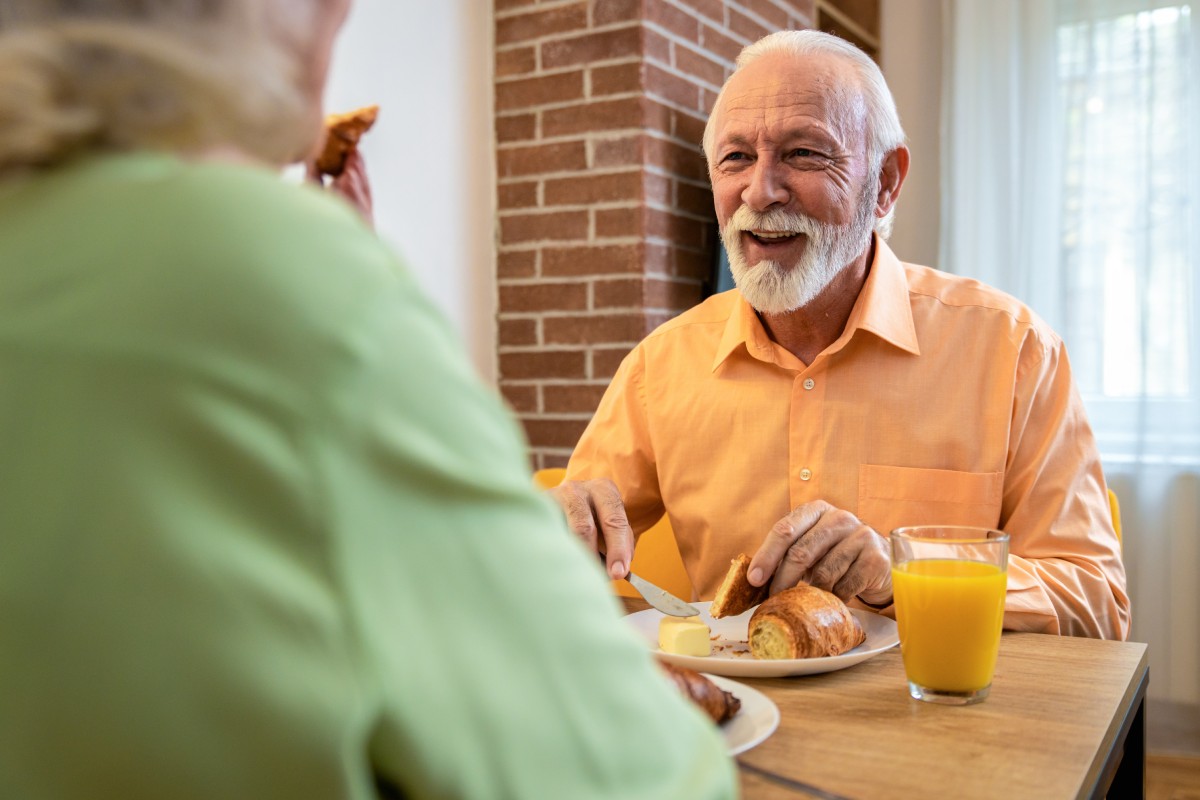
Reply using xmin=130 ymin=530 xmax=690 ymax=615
xmin=890 ymin=526 xmax=1009 ymax=705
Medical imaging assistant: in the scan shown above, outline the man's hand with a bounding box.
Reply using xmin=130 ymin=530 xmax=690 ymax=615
xmin=748 ymin=500 xmax=892 ymax=606
xmin=547 ymin=478 xmax=634 ymax=580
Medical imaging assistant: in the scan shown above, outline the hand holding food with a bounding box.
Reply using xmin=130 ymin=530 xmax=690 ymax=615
xmin=315 ymin=104 xmax=379 ymax=178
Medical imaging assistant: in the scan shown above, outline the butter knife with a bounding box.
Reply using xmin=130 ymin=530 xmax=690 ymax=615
xmin=602 ymin=554 xmax=699 ymax=617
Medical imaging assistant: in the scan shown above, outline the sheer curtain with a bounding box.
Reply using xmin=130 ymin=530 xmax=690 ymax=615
xmin=942 ymin=0 xmax=1200 ymax=709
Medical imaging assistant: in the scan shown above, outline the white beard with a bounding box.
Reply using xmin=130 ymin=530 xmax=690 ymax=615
xmin=722 ymin=189 xmax=878 ymax=315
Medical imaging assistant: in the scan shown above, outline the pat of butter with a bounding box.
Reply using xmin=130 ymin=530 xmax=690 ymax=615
xmin=658 ymin=615 xmax=712 ymax=656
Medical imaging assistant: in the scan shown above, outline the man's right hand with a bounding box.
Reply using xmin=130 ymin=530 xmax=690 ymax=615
xmin=547 ymin=479 xmax=634 ymax=581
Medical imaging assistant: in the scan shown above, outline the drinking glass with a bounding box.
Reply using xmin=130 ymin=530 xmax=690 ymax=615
xmin=890 ymin=526 xmax=1009 ymax=705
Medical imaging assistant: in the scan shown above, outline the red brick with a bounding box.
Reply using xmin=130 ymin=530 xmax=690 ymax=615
xmin=543 ymin=97 xmax=643 ymax=138
xmin=646 ymin=64 xmax=700 ymax=109
xmin=647 ymin=136 xmax=708 ymax=182
xmin=543 ymin=244 xmax=643 ymax=276
xmin=544 ymin=170 xmax=643 ymax=205
xmin=500 ymin=350 xmax=587 ymax=380
xmin=645 ymin=277 xmax=704 ymax=309
xmin=500 ymin=384 xmax=539 ymax=413
xmin=497 ymin=3 xmax=588 ymax=45
xmin=646 ymin=0 xmax=700 ymax=41
xmin=642 ymin=98 xmax=672 ymax=136
xmin=544 ymin=313 xmax=648 ymax=344
xmin=520 ymin=417 xmax=592 ymax=450
xmin=595 ymin=206 xmax=642 ymax=238
xmin=500 ymin=281 xmax=588 ymax=312
xmin=686 ymin=0 xmax=726 ymax=25
xmin=644 ymin=28 xmax=672 ymax=64
xmin=496 ymin=46 xmax=537 ymax=78
xmin=674 ymin=44 xmax=727 ymax=87
xmin=675 ymin=179 xmax=715 ymax=218
xmin=541 ymin=27 xmax=641 ymax=69
xmin=701 ymin=24 xmax=746 ymax=61
xmin=645 ymin=172 xmax=671 ymax=205
xmin=674 ymin=243 xmax=717 ymax=280
xmin=741 ymin=0 xmax=790 ymax=29
xmin=498 ymin=181 xmax=539 ymax=209
xmin=673 ymin=109 xmax=709 ymax=147
xmin=501 ymin=210 xmax=589 ymax=244
xmin=593 ymin=277 xmax=644 ymax=308
xmin=728 ymin=7 xmax=769 ymax=43
xmin=498 ymin=249 xmax=538 ymax=278
xmin=593 ymin=0 xmax=642 ymax=25
xmin=499 ymin=317 xmax=539 ymax=346
xmin=498 ymin=141 xmax=588 ymax=177
xmin=496 ymin=70 xmax=585 ymax=111
xmin=592 ymin=135 xmax=643 ymax=168
xmin=591 ymin=62 xmax=643 ymax=96
xmin=646 ymin=208 xmax=706 ymax=247
xmin=540 ymin=452 xmax=572 ymax=469
xmin=643 ymin=241 xmax=672 ymax=273
xmin=543 ymin=384 xmax=609 ymax=413
xmin=495 ymin=0 xmax=537 ymax=11
xmin=593 ymin=345 xmax=635 ymax=379
xmin=496 ymin=113 xmax=537 ymax=143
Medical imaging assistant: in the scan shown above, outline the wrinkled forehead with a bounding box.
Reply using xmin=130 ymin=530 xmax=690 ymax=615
xmin=713 ymin=53 xmax=867 ymax=148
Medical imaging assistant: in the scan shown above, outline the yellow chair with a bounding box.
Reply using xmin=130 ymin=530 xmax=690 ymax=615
xmin=533 ymin=468 xmax=693 ymax=600
xmin=1107 ymin=488 xmax=1122 ymax=546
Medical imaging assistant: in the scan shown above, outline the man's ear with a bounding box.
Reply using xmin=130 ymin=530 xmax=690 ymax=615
xmin=875 ymin=145 xmax=910 ymax=219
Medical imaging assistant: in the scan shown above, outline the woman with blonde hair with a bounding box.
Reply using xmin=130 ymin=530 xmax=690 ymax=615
xmin=0 ymin=2 xmax=735 ymax=798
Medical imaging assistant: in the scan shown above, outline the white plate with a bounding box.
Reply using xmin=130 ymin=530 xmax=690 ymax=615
xmin=629 ymin=600 xmax=899 ymax=678
xmin=706 ymin=673 xmax=778 ymax=755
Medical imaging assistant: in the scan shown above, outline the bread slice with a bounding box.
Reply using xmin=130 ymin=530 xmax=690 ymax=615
xmin=316 ymin=105 xmax=380 ymax=177
xmin=708 ymin=553 xmax=769 ymax=619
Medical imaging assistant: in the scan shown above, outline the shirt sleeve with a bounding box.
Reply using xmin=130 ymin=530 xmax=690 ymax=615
xmin=1000 ymin=332 xmax=1131 ymax=639
xmin=564 ymin=344 xmax=668 ymax=534
xmin=318 ymin=266 xmax=736 ymax=799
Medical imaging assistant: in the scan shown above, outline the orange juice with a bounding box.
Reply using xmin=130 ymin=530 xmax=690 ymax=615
xmin=892 ymin=559 xmax=1007 ymax=692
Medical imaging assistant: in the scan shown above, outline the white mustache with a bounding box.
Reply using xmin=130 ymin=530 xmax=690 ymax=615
xmin=724 ymin=206 xmax=825 ymax=241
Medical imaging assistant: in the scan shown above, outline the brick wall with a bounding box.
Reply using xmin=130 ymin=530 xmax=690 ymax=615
xmin=495 ymin=0 xmax=880 ymax=468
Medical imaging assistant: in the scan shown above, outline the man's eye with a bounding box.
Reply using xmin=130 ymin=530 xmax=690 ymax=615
xmin=721 ymin=152 xmax=749 ymax=163
xmin=789 ymin=148 xmax=817 ymax=158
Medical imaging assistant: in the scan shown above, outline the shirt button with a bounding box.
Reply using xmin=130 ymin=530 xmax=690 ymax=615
xmin=800 ymin=468 xmax=813 ymax=481
xmin=803 ymin=378 xmax=815 ymax=390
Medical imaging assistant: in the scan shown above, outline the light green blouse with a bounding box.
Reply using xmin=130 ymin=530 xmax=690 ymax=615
xmin=0 ymin=153 xmax=735 ymax=799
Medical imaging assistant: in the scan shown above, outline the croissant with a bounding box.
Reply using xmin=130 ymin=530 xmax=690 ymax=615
xmin=315 ymin=105 xmax=380 ymax=177
xmin=708 ymin=553 xmax=769 ymax=619
xmin=658 ymin=661 xmax=741 ymax=724
xmin=748 ymin=584 xmax=866 ymax=659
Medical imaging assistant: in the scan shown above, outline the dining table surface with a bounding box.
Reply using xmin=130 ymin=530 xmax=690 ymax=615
xmin=621 ymin=598 xmax=1149 ymax=800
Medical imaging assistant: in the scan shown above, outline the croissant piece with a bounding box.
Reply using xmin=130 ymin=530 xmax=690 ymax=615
xmin=709 ymin=553 xmax=769 ymax=619
xmin=749 ymin=584 xmax=866 ymax=659
xmin=315 ymin=105 xmax=380 ymax=177
xmin=658 ymin=661 xmax=741 ymax=724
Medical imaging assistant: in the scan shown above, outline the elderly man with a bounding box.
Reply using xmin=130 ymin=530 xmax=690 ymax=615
xmin=552 ymin=30 xmax=1129 ymax=640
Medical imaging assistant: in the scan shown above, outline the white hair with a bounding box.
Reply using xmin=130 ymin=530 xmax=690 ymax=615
xmin=702 ymin=30 xmax=906 ymax=237
xmin=0 ymin=0 xmax=321 ymax=173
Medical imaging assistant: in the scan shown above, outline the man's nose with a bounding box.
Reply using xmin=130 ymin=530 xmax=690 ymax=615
xmin=742 ymin=159 xmax=789 ymax=211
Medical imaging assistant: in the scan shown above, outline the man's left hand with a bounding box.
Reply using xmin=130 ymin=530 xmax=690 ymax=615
xmin=747 ymin=500 xmax=892 ymax=606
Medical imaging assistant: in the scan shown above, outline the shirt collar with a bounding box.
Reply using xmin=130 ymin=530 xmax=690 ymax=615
xmin=711 ymin=235 xmax=920 ymax=372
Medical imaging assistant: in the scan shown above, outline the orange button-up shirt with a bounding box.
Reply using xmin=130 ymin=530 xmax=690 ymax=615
xmin=566 ymin=238 xmax=1130 ymax=639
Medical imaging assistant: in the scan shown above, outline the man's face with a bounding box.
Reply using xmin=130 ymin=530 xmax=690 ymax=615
xmin=709 ymin=52 xmax=880 ymax=313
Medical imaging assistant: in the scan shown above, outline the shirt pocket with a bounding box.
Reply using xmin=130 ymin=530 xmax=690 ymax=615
xmin=857 ymin=464 xmax=1004 ymax=536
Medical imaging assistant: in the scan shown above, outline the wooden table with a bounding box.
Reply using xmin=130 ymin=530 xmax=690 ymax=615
xmin=622 ymin=599 xmax=1148 ymax=799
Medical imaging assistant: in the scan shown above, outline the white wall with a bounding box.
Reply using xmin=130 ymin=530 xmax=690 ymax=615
xmin=323 ymin=0 xmax=497 ymax=383
xmin=880 ymin=0 xmax=943 ymax=270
